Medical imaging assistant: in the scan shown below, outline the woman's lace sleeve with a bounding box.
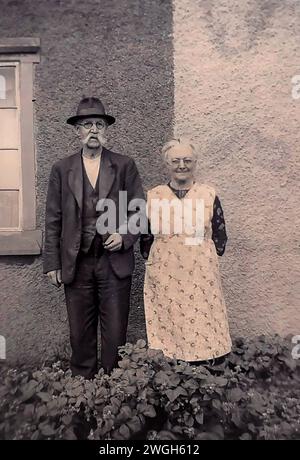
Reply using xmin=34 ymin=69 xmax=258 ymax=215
xmin=211 ymin=195 xmax=228 ymax=256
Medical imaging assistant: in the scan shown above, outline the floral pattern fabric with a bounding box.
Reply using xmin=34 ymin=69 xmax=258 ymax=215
xmin=140 ymin=184 xmax=228 ymax=258
xmin=143 ymin=182 xmax=232 ymax=361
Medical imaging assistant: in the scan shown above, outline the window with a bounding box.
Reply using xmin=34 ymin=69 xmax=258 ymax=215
xmin=0 ymin=38 xmax=41 ymax=255
xmin=0 ymin=63 xmax=21 ymax=229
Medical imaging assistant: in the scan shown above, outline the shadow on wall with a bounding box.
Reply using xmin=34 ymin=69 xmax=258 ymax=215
xmin=199 ymin=0 xmax=286 ymax=54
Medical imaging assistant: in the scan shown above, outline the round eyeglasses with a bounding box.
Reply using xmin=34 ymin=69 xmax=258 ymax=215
xmin=168 ymin=158 xmax=195 ymax=166
xmin=77 ymin=121 xmax=106 ymax=130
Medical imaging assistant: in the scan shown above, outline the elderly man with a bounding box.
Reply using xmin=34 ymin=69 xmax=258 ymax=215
xmin=43 ymin=97 xmax=144 ymax=378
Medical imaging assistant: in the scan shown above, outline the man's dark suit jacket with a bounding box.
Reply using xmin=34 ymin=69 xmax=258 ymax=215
xmin=43 ymin=147 xmax=145 ymax=284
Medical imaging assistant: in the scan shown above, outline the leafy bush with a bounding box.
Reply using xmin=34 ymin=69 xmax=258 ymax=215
xmin=0 ymin=335 xmax=299 ymax=440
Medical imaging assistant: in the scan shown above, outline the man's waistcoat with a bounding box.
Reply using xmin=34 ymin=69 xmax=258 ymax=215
xmin=80 ymin=160 xmax=100 ymax=253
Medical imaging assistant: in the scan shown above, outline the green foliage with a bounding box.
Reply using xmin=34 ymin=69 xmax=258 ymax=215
xmin=0 ymin=335 xmax=299 ymax=440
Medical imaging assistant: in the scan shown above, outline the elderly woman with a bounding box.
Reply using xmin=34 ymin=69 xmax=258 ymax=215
xmin=140 ymin=138 xmax=232 ymax=364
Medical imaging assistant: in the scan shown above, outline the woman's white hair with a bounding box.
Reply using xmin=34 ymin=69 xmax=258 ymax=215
xmin=161 ymin=137 xmax=197 ymax=160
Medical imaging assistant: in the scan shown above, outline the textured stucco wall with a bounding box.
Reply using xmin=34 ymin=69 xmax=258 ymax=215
xmin=1 ymin=0 xmax=299 ymax=366
xmin=0 ymin=0 xmax=173 ymax=364
xmin=173 ymin=0 xmax=300 ymax=337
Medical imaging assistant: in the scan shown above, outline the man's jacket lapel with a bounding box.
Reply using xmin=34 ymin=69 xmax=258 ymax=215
xmin=98 ymin=147 xmax=115 ymax=201
xmin=68 ymin=151 xmax=83 ymax=213
xmin=67 ymin=148 xmax=116 ymax=215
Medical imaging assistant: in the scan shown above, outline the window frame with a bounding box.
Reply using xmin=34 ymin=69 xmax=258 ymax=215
xmin=0 ymin=61 xmax=22 ymax=231
xmin=0 ymin=38 xmax=41 ymax=255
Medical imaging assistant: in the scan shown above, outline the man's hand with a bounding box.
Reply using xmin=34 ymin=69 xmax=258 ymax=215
xmin=47 ymin=269 xmax=62 ymax=287
xmin=103 ymin=233 xmax=123 ymax=252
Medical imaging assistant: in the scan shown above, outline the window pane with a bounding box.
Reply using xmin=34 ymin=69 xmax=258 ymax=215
xmin=0 ymin=109 xmax=19 ymax=149
xmin=0 ymin=190 xmax=19 ymax=228
xmin=0 ymin=66 xmax=16 ymax=107
xmin=0 ymin=150 xmax=21 ymax=189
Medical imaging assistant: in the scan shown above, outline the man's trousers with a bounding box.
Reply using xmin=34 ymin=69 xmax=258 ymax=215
xmin=64 ymin=250 xmax=132 ymax=379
